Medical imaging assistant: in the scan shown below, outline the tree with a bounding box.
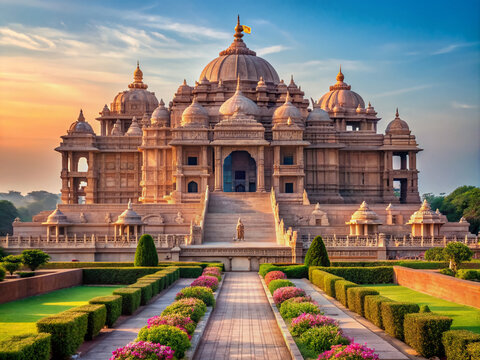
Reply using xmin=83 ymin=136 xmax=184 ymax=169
xmin=424 ymin=247 xmax=446 ymax=261
xmin=134 ymin=234 xmax=159 ymax=267
xmin=2 ymin=254 xmax=23 ymax=275
xmin=304 ymin=235 xmax=330 ymax=267
xmin=443 ymin=242 xmax=473 ymax=271
xmin=22 ymin=249 xmax=50 ymax=271
xmin=0 ymin=200 xmax=19 ymax=236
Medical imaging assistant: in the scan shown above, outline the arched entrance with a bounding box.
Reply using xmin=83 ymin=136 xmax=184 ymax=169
xmin=223 ymin=151 xmax=256 ymax=192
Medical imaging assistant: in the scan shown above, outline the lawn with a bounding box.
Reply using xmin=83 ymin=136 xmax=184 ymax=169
xmin=365 ymin=284 xmax=480 ymax=334
xmin=0 ymin=285 xmax=121 ymax=340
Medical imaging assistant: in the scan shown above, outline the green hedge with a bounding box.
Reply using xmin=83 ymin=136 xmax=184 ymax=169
xmin=467 ymin=342 xmax=480 ymax=360
xmin=127 ymin=282 xmax=153 ymax=305
xmin=381 ymin=302 xmax=420 ymax=340
xmin=112 ymin=288 xmax=141 ymax=315
xmin=83 ymin=267 xmax=163 ymax=284
xmin=259 ymin=264 xmax=283 ymax=277
xmin=142 ymin=274 xmax=166 ymax=291
xmin=89 ymin=295 xmax=122 ymax=327
xmin=404 ymin=313 xmax=452 ymax=358
xmin=346 ymin=287 xmax=379 ymax=316
xmin=179 ymin=266 xmax=203 ymax=278
xmin=0 ymin=333 xmax=51 ymax=360
xmin=456 ymin=269 xmax=480 ymax=281
xmin=259 ymin=264 xmax=308 ymax=278
xmin=66 ymin=304 xmax=107 ymax=340
xmin=310 ymin=269 xmax=329 ymax=291
xmin=364 ymin=295 xmax=394 ymax=329
xmin=36 ymin=312 xmax=87 ymax=359
xmin=323 ymin=273 xmax=343 ymax=297
xmin=314 ymin=266 xmax=393 ymax=284
xmin=330 ymin=260 xmax=449 ymax=269
xmin=334 ymin=280 xmax=359 ymax=307
xmin=136 ymin=278 xmax=160 ymax=295
xmin=41 ymin=261 xmax=225 ymax=270
xmin=268 ymin=279 xmax=294 ymax=294
xmin=175 ymin=286 xmax=215 ymax=307
xmin=442 ymin=330 xmax=480 ymax=360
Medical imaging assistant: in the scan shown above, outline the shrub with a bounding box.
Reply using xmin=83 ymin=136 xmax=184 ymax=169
xmin=66 ymin=304 xmax=106 ymax=340
xmin=324 ymin=274 xmax=343 ymax=297
xmin=83 ymin=267 xmax=163 ymax=284
xmin=440 ymin=268 xmax=455 ymax=276
xmin=272 ymin=287 xmax=306 ymax=305
xmin=175 ymin=286 xmax=215 ymax=307
xmin=304 ymin=235 xmax=330 ymax=267
xmin=137 ymin=324 xmax=190 ymax=359
xmin=147 ymin=314 xmax=196 ymax=335
xmin=0 ymin=267 xmax=5 ymax=282
xmin=281 ymin=296 xmax=317 ymax=305
xmin=316 ymin=266 xmax=393 ymax=284
xmin=311 ymin=269 xmax=330 ymax=291
xmin=141 ymin=274 xmax=167 ymax=292
xmin=136 ymin=279 xmax=159 ymax=296
xmin=467 ymin=342 xmax=480 ymax=360
xmin=268 ymin=279 xmax=294 ymax=294
xmin=179 ymin=266 xmax=203 ymax=278
xmin=456 ymin=269 xmax=480 ymax=281
xmin=335 ymin=280 xmax=358 ymax=307
xmin=364 ymin=295 xmax=394 ymax=329
xmin=0 ymin=333 xmax=51 ymax=360
xmin=346 ymin=287 xmax=379 ymax=316
xmin=419 ymin=305 xmax=431 ymax=313
xmin=2 ymin=254 xmax=22 ymax=275
xmin=161 ymin=298 xmax=207 ymax=323
xmin=112 ymin=288 xmax=141 ymax=315
xmin=381 ymin=302 xmax=420 ymax=340
xmin=259 ymin=264 xmax=283 ymax=277
xmin=203 ymin=266 xmax=221 ymax=275
xmin=36 ymin=312 xmax=87 ymax=359
xmin=89 ymin=295 xmax=122 ymax=327
xmin=282 ymin=265 xmax=309 ymax=278
xmin=265 ymin=271 xmax=287 ymax=286
xmin=444 ymin=242 xmax=473 ymax=271
xmin=17 ymin=271 xmax=35 ymax=278
xmin=134 ymin=234 xmax=159 ymax=267
xmin=290 ymin=313 xmax=339 ymax=337
xmin=442 ymin=330 xmax=480 ymax=360
xmin=21 ymin=249 xmax=50 ymax=271
xmin=190 ymin=275 xmax=219 ymax=291
xmin=279 ymin=300 xmax=321 ymax=319
xmin=299 ymin=325 xmax=350 ymax=353
xmin=127 ymin=282 xmax=153 ymax=305
xmin=110 ymin=341 xmax=175 ymax=360
xmin=404 ymin=313 xmax=452 ymax=358
xmin=201 ymin=271 xmax=221 ymax=281
xmin=318 ymin=342 xmax=379 ymax=360
xmin=425 ymin=247 xmax=446 ymax=261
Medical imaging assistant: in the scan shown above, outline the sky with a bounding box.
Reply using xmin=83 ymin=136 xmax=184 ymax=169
xmin=0 ymin=0 xmax=479 ymax=196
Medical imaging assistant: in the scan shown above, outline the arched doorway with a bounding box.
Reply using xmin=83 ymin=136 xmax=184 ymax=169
xmin=223 ymin=151 xmax=256 ymax=192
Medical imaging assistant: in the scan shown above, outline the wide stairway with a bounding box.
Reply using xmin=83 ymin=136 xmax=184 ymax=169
xmin=203 ymin=192 xmax=277 ymax=243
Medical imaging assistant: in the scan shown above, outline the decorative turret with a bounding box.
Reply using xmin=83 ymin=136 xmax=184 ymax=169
xmin=407 ymin=200 xmax=445 ymax=237
xmin=385 ymin=108 xmax=411 ymax=135
xmin=272 ymin=92 xmax=302 ymax=126
xmin=181 ymin=97 xmax=209 ymax=127
xmin=128 ymin=61 xmax=148 ymax=89
xmin=151 ymin=99 xmax=170 ymax=127
xmin=219 ymin=76 xmax=259 ymax=117
xmin=125 ymin=116 xmax=143 ymax=136
xmin=111 ymin=119 xmax=123 ymax=136
xmin=346 ymin=201 xmax=382 ymax=235
xmin=68 ymin=109 xmax=95 ymax=135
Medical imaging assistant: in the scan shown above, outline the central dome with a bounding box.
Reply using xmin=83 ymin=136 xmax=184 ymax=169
xmin=199 ymin=17 xmax=280 ymax=84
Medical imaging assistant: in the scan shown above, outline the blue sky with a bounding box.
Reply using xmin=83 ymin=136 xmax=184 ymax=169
xmin=0 ymin=0 xmax=479 ymax=195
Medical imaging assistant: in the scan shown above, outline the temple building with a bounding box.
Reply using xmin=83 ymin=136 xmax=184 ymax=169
xmin=6 ymin=18 xmax=477 ymax=269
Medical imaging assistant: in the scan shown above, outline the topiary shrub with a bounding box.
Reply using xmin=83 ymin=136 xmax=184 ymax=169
xmin=0 ymin=333 xmax=51 ymax=360
xmin=112 ymin=288 xmax=141 ymax=315
xmin=290 ymin=313 xmax=339 ymax=337
xmin=304 ymin=235 xmax=330 ymax=267
xmin=190 ymin=275 xmax=219 ymax=291
xmin=21 ymin=249 xmax=50 ymax=271
xmin=18 ymin=271 xmax=36 ymax=278
xmin=137 ymin=324 xmax=191 ymax=359
xmin=272 ymin=287 xmax=306 ymax=305
xmin=89 ymin=295 xmax=122 ymax=327
xmin=66 ymin=304 xmax=107 ymax=340
xmin=127 ymin=282 xmax=153 ymax=305
xmin=2 ymin=254 xmax=22 ymax=275
xmin=425 ymin=247 xmax=446 ymax=261
xmin=175 ymin=286 xmax=215 ymax=307
xmin=265 ymin=271 xmax=287 ymax=286
xmin=440 ymin=268 xmax=455 ymax=277
xmin=36 ymin=312 xmax=88 ymax=359
xmin=134 ymin=234 xmax=159 ymax=267
xmin=279 ymin=300 xmax=321 ymax=319
xmin=323 ymin=273 xmax=343 ymax=297
xmin=442 ymin=329 xmax=480 ymax=360
xmin=110 ymin=341 xmax=174 ymax=360
xmin=364 ymin=295 xmax=394 ymax=329
xmin=299 ymin=325 xmax=350 ymax=353
xmin=161 ymin=298 xmax=207 ymax=323
xmin=147 ymin=314 xmax=196 ymax=335
xmin=404 ymin=313 xmax=452 ymax=358
xmin=268 ymin=279 xmax=294 ymax=294
xmin=467 ymin=342 xmax=480 ymax=360
xmin=334 ymin=280 xmax=358 ymax=307
xmin=381 ymin=302 xmax=420 ymax=340
xmin=419 ymin=305 xmax=431 ymax=313
xmin=346 ymin=287 xmax=379 ymax=316
xmin=179 ymin=266 xmax=203 ymax=278
xmin=444 ymin=241 xmax=473 ymax=271
xmin=456 ymin=269 xmax=480 ymax=281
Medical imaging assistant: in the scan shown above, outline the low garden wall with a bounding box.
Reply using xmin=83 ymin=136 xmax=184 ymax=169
xmin=0 ymin=269 xmax=83 ymax=304
xmin=393 ymin=266 xmax=480 ymax=309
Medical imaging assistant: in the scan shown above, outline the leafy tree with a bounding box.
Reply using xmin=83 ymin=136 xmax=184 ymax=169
xmin=134 ymin=234 xmax=159 ymax=267
xmin=443 ymin=242 xmax=473 ymax=271
xmin=0 ymin=200 xmax=19 ymax=236
xmin=304 ymin=235 xmax=330 ymax=267
xmin=2 ymin=254 xmax=23 ymax=275
xmin=22 ymin=249 xmax=50 ymax=271
xmin=424 ymin=247 xmax=446 ymax=261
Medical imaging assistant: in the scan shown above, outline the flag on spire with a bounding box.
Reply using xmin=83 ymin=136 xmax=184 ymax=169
xmin=242 ymin=25 xmax=251 ymax=34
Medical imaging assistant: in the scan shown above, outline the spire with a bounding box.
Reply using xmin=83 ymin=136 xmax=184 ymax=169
xmin=285 ymin=91 xmax=292 ymax=103
xmin=235 ymin=14 xmax=243 ymax=41
xmin=219 ymin=16 xmax=255 ymax=56
xmin=129 ymin=61 xmax=148 ymax=89
xmin=395 ymin=107 xmax=399 ymax=118
xmin=329 ymin=65 xmax=351 ymax=91
xmin=235 ymin=75 xmax=242 ymax=93
xmin=336 ymin=65 xmax=344 ymax=82
xmin=78 ymin=109 xmax=85 ymax=122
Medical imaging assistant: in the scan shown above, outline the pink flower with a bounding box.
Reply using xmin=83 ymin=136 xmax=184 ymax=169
xmin=110 ymin=341 xmax=175 ymax=360
xmin=191 ymin=275 xmax=219 ymax=291
xmin=317 ymin=342 xmax=379 ymax=360
xmin=265 ymin=271 xmax=287 ymax=286
xmin=272 ymin=287 xmax=306 ymax=304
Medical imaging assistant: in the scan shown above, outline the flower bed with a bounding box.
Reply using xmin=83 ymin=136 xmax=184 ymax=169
xmin=190 ymin=275 xmax=219 ymax=291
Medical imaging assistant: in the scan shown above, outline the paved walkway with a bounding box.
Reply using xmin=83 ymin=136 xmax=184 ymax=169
xmin=194 ymin=272 xmax=291 ymax=360
xmin=291 ymin=279 xmax=409 ymax=360
xmin=80 ymin=279 xmax=191 ymax=360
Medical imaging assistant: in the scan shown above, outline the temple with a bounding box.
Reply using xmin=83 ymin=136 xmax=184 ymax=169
xmin=5 ymin=18 xmax=477 ymax=269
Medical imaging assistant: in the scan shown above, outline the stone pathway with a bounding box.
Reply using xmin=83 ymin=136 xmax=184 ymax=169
xmin=291 ymin=279 xmax=409 ymax=360
xmin=194 ymin=272 xmax=291 ymax=360
xmin=80 ymin=279 xmax=191 ymax=360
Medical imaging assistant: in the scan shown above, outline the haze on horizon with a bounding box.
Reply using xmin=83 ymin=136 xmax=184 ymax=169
xmin=0 ymin=0 xmax=479 ymax=196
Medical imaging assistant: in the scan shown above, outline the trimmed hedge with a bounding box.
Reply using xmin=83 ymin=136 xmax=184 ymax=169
xmin=89 ymin=295 xmax=122 ymax=327
xmin=136 ymin=278 xmax=160 ymax=295
xmin=179 ymin=266 xmax=203 ymax=278
xmin=112 ymin=288 xmax=141 ymax=315
xmin=143 ymin=274 xmax=167 ymax=291
xmin=279 ymin=301 xmax=321 ymax=319
xmin=329 ymin=260 xmax=449 ymax=269
xmin=313 ymin=266 xmax=393 ymax=284
xmin=442 ymin=330 xmax=480 ymax=360
xmin=334 ymin=280 xmax=359 ymax=307
xmin=66 ymin=304 xmax=107 ymax=340
xmin=364 ymin=295 xmax=394 ymax=329
xmin=404 ymin=313 xmax=453 ymax=358
xmin=381 ymin=302 xmax=420 ymax=340
xmin=41 ymin=261 xmax=225 ymax=270
xmin=259 ymin=264 xmax=308 ymax=279
xmin=259 ymin=264 xmax=283 ymax=278
xmin=83 ymin=267 xmax=163 ymax=284
xmin=136 ymin=324 xmax=191 ymax=359
xmin=310 ymin=269 xmax=329 ymax=291
xmin=127 ymin=282 xmax=153 ymax=305
xmin=467 ymin=342 xmax=480 ymax=360
xmin=36 ymin=312 xmax=87 ymax=359
xmin=346 ymin=287 xmax=379 ymax=316
xmin=0 ymin=333 xmax=51 ymax=360
xmin=268 ymin=279 xmax=294 ymax=294
xmin=323 ymin=273 xmax=343 ymax=297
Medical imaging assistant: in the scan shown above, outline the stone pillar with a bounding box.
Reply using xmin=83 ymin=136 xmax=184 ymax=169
xmin=214 ymin=147 xmax=222 ymax=191
xmin=273 ymin=146 xmax=280 ymax=192
xmin=201 ymin=146 xmax=208 ymax=192
xmin=176 ymin=146 xmax=183 ymax=194
xmin=296 ymin=146 xmax=304 ymax=193
xmin=257 ymin=146 xmax=265 ymax=192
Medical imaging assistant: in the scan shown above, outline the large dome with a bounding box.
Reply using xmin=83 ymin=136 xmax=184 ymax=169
xmin=318 ymin=68 xmax=365 ymax=111
xmin=199 ymin=18 xmax=280 ymax=84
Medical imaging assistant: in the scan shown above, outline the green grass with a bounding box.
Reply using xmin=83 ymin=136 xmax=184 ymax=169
xmin=0 ymin=285 xmax=121 ymax=340
xmin=364 ymin=284 xmax=480 ymax=333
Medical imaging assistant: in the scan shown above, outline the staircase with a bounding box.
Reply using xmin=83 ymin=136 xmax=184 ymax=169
xmin=203 ymin=193 xmax=277 ymax=243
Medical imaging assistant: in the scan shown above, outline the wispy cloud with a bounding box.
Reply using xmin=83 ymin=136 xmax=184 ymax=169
xmin=290 ymin=59 xmax=372 ymax=72
xmin=452 ymin=101 xmax=478 ymax=109
xmin=256 ymin=45 xmax=289 ymax=56
xmin=373 ymin=84 xmax=433 ymax=98
xmin=431 ymin=42 xmax=479 ymax=55
xmin=0 ymin=27 xmax=56 ymax=50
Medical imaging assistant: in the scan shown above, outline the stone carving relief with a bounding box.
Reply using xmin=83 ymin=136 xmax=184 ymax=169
xmin=80 ymin=212 xmax=87 ymax=223
xmin=143 ymin=214 xmax=165 ymax=225
xmin=175 ymin=212 xmax=184 ymax=224
xmin=105 ymin=212 xmax=112 ymax=224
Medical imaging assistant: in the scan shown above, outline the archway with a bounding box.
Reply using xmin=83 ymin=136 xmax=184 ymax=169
xmin=223 ymin=151 xmax=256 ymax=192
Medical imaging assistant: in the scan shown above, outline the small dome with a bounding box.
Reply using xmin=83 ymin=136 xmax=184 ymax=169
xmin=407 ymin=200 xmax=445 ymax=225
xmin=44 ymin=204 xmax=69 ymax=224
xmin=306 ymin=107 xmax=331 ymax=125
xmin=125 ymin=116 xmax=143 ymax=136
xmin=219 ymin=78 xmax=259 ymax=117
xmin=111 ymin=119 xmax=123 ymax=136
xmin=386 ymin=108 xmax=410 ymax=135
xmin=151 ymin=99 xmax=170 ymax=126
xmin=272 ymin=92 xmax=302 ymax=125
xmin=68 ymin=109 xmax=95 ymax=135
xmin=115 ymin=200 xmax=143 ymax=225
xmin=181 ymin=98 xmax=209 ymax=127
xmin=318 ymin=67 xmax=365 ymax=111
xmin=347 ymin=201 xmax=382 ymax=224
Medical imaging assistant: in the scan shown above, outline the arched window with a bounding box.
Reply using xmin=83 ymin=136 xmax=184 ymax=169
xmin=187 ymin=181 xmax=198 ymax=193
xmin=78 ymin=157 xmax=88 ymax=172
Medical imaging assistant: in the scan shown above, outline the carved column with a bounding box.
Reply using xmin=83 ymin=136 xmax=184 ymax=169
xmin=85 ymin=152 xmax=95 ymax=204
xmin=175 ymin=146 xmax=183 ymax=194
xmin=257 ymin=146 xmax=265 ymax=192
xmin=201 ymin=146 xmax=208 ymax=192
xmin=273 ymin=146 xmax=280 ymax=192
xmin=214 ymin=146 xmax=222 ymax=191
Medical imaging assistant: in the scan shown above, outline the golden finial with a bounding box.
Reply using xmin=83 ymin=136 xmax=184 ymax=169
xmin=336 ymin=65 xmax=344 ymax=82
xmin=78 ymin=109 xmax=85 ymax=122
xmin=234 ymin=15 xmax=244 ymax=41
xmin=285 ymin=91 xmax=292 ymax=103
xmin=287 ymin=117 xmax=292 ymax=126
xmin=395 ymin=108 xmax=399 ymax=118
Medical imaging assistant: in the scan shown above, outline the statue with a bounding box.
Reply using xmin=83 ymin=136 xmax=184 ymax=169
xmin=175 ymin=212 xmax=184 ymax=224
xmin=236 ymin=218 xmax=245 ymax=241
xmin=105 ymin=212 xmax=112 ymax=224
xmin=80 ymin=212 xmax=87 ymax=223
